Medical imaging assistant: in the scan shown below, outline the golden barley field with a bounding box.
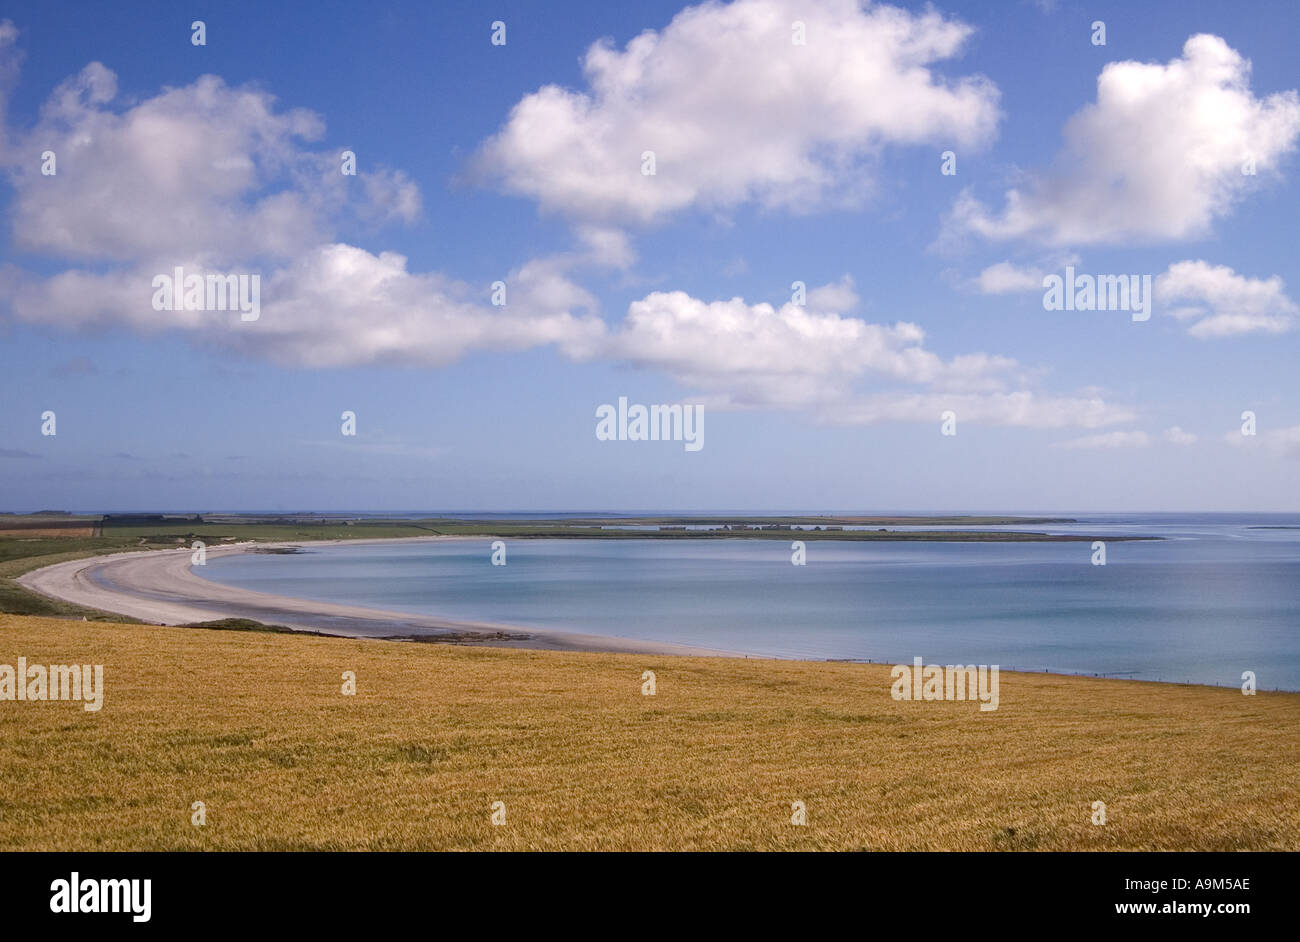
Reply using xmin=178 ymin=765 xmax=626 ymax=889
xmin=1 ymin=613 xmax=1297 ymax=851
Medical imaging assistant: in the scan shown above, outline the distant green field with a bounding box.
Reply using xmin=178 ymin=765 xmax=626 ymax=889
xmin=101 ymin=521 xmax=441 ymax=541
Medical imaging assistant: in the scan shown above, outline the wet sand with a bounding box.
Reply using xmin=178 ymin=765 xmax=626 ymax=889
xmin=16 ymin=539 xmax=733 ymax=656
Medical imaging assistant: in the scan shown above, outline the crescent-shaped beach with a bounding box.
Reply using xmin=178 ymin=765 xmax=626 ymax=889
xmin=16 ymin=539 xmax=730 ymax=657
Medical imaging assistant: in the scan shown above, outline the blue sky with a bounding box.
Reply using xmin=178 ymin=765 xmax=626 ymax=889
xmin=1 ymin=0 xmax=1298 ymax=512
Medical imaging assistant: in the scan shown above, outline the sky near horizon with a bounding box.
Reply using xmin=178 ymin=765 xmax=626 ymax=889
xmin=1 ymin=0 xmax=1299 ymax=512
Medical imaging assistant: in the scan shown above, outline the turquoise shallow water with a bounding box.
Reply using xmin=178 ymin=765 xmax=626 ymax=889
xmin=199 ymin=514 xmax=1300 ymax=689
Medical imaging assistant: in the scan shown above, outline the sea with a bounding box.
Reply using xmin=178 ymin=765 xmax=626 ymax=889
xmin=195 ymin=512 xmax=1300 ymax=690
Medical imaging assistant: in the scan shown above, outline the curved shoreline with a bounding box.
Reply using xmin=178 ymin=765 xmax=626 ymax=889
xmin=15 ymin=538 xmax=736 ymax=657
xmin=16 ymin=537 xmax=1299 ymax=689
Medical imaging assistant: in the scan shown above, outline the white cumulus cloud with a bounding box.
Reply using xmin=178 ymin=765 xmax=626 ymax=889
xmin=2 ymin=63 xmax=418 ymax=266
xmin=603 ymin=288 xmax=1132 ymax=428
xmin=948 ymin=35 xmax=1300 ymax=245
xmin=1156 ymin=260 xmax=1297 ymax=338
xmin=475 ymin=0 xmax=1000 ymax=224
xmin=806 ymin=274 xmax=860 ymax=312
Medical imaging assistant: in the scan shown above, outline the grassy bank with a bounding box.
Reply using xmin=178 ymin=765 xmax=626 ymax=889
xmin=1 ymin=613 xmax=1295 ymax=851
xmin=0 ymin=538 xmax=155 ymax=620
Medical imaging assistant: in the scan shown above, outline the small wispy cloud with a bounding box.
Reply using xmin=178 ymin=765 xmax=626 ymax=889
xmin=967 ymin=253 xmax=1079 ymax=295
xmin=1225 ymin=425 xmax=1300 ymax=456
xmin=295 ymin=439 xmax=447 ymax=460
xmin=1056 ymin=430 xmax=1151 ymax=450
xmin=970 ymin=261 xmax=1043 ymax=295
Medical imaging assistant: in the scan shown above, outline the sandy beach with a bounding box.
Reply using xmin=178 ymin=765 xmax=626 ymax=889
xmin=15 ymin=539 xmax=731 ymax=657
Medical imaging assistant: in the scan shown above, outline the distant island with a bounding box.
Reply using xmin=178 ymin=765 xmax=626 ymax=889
xmin=0 ymin=511 xmax=1157 ymax=544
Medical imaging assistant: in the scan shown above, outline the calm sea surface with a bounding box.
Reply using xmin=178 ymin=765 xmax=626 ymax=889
xmin=198 ymin=513 xmax=1300 ymax=689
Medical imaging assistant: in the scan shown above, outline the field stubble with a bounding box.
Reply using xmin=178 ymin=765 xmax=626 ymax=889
xmin=0 ymin=614 xmax=1296 ymax=851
